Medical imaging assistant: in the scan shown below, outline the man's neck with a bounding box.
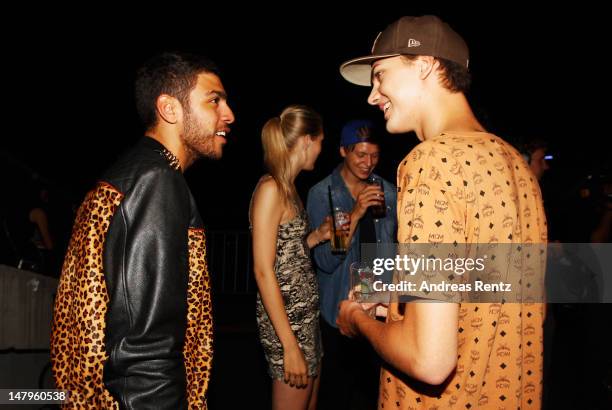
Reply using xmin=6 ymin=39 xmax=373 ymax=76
xmin=418 ymin=92 xmax=485 ymax=141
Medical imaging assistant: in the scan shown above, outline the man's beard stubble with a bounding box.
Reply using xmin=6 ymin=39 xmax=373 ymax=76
xmin=182 ymin=107 xmax=220 ymax=161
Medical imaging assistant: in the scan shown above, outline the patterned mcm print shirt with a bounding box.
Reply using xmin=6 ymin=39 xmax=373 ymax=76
xmin=379 ymin=132 xmax=547 ymax=409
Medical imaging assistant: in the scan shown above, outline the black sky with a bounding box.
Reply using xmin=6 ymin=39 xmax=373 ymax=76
xmin=2 ymin=5 xmax=606 ymax=229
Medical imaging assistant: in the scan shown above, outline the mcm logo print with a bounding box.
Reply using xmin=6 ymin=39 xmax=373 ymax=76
xmin=465 ymin=383 xmax=478 ymax=396
xmin=465 ymin=191 xmax=476 ymax=205
xmin=418 ymin=183 xmax=431 ymax=196
xmin=477 ymin=154 xmax=487 ymax=165
xmin=470 ymin=316 xmax=483 ymax=331
xmin=524 ymin=324 xmax=536 ymax=336
xmin=482 ymin=204 xmax=494 ymax=218
xmin=493 ymin=183 xmax=503 ymax=196
xmin=524 ymin=382 xmax=536 ymax=394
xmin=428 ymin=166 xmax=441 ymax=181
xmin=524 ymin=353 xmax=536 ymax=365
xmin=496 ymin=343 xmax=511 ymax=357
xmin=499 ymin=311 xmax=510 ymax=325
xmin=451 ymin=147 xmax=465 ymax=158
xmin=489 ymin=303 xmax=501 ymax=315
xmin=518 ymin=177 xmax=528 ymax=189
xmin=496 ymin=376 xmax=511 ymax=389
xmin=428 ymin=233 xmax=444 ymax=243
xmin=403 ymin=173 xmax=414 ymax=187
xmin=453 ymin=187 xmax=464 ymax=200
xmin=452 ymin=220 xmax=464 ymax=234
xmin=503 ymin=215 xmax=513 ymax=228
xmin=523 ymin=207 xmax=532 ymax=218
xmin=411 ymin=216 xmax=424 ymax=230
xmin=524 ymin=266 xmax=536 ymax=278
xmin=412 ymin=148 xmax=425 ymax=161
xmin=434 ymin=199 xmax=449 ymax=213
xmin=403 ymin=201 xmax=415 ymax=215
xmin=473 ymin=172 xmax=483 ymax=185
xmin=450 ymin=161 xmax=462 ymax=175
xmin=478 ymin=394 xmax=489 ymax=406
xmin=516 ymin=324 xmax=523 ymax=336
xmin=470 ymin=349 xmax=480 ymax=362
xmin=473 ymin=226 xmax=480 ymax=238
xmin=494 ymin=161 xmax=505 ymax=173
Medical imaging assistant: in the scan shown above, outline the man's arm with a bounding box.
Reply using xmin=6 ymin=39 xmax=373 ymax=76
xmin=338 ymin=300 xmax=458 ymax=384
xmin=103 ymin=167 xmax=190 ymax=409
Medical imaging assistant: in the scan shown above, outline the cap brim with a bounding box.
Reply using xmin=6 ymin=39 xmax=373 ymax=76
xmin=339 ymin=53 xmax=400 ymax=86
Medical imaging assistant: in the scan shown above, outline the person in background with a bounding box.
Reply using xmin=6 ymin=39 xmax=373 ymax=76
xmin=306 ymin=119 xmax=397 ymax=409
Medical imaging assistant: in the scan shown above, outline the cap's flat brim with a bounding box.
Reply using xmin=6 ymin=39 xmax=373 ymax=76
xmin=339 ymin=53 xmax=400 ymax=86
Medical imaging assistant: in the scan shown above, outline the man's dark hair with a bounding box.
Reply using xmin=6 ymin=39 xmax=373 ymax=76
xmin=401 ymin=55 xmax=471 ymax=93
xmin=135 ymin=51 xmax=220 ymax=129
xmin=523 ymin=138 xmax=548 ymax=156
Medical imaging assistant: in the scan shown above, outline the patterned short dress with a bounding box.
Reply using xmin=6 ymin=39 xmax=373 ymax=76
xmin=254 ymin=205 xmax=322 ymax=380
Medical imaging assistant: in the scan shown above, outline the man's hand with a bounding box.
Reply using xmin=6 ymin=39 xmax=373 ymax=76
xmin=352 ymin=184 xmax=384 ymax=221
xmin=337 ymin=299 xmax=367 ymax=337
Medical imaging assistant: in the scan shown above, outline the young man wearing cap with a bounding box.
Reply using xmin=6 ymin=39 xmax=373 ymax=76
xmin=306 ymin=120 xmax=397 ymax=410
xmin=336 ymin=16 xmax=547 ymax=409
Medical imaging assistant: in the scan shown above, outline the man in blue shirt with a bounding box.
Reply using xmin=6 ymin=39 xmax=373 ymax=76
xmin=306 ymin=120 xmax=397 ymax=409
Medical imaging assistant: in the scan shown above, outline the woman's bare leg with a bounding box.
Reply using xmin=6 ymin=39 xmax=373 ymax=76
xmin=306 ymin=371 xmax=320 ymax=410
xmin=272 ymin=378 xmax=314 ymax=410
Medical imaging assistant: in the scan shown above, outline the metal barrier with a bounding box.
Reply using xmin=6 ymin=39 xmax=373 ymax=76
xmin=207 ymin=230 xmax=255 ymax=295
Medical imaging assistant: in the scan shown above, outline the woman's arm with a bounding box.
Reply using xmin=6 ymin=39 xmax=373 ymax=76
xmin=251 ymin=180 xmax=308 ymax=386
xmin=306 ymin=217 xmax=331 ymax=249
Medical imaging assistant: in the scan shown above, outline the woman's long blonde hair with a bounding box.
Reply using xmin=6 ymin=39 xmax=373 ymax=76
xmin=261 ymin=105 xmax=323 ymax=205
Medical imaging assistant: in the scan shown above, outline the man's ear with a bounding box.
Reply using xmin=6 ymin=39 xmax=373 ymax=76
xmin=340 ymin=146 xmax=347 ymax=158
xmin=417 ymin=56 xmax=436 ymax=80
xmin=156 ymin=94 xmax=181 ymax=125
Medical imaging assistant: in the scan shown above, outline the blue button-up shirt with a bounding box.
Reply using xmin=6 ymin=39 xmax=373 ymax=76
xmin=306 ymin=165 xmax=397 ymax=327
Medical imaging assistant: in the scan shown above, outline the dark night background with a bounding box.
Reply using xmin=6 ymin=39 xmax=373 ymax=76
xmin=1 ymin=5 xmax=606 ymax=232
xmin=1 ymin=5 xmax=610 ymax=409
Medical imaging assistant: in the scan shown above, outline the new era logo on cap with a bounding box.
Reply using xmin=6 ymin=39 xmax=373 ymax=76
xmin=407 ymin=39 xmax=421 ymax=47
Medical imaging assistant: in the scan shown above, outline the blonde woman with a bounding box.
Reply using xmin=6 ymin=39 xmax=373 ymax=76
xmin=250 ymin=105 xmax=331 ymax=410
